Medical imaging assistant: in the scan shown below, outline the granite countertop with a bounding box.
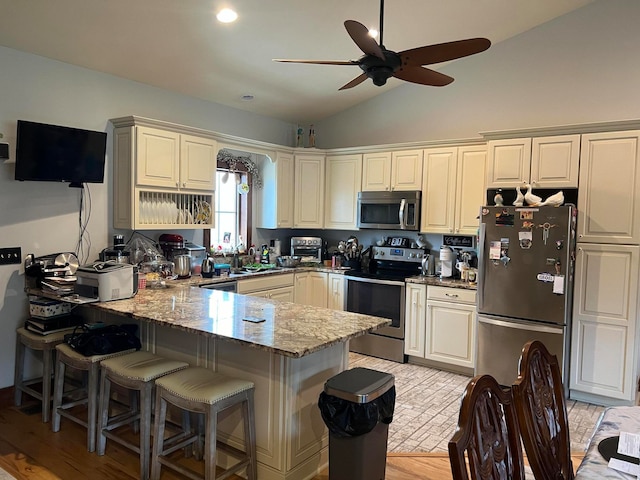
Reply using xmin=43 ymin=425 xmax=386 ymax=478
xmin=90 ymin=284 xmax=390 ymax=358
xmin=405 ymin=275 xmax=478 ymax=290
xmin=184 ymin=265 xmax=352 ymax=287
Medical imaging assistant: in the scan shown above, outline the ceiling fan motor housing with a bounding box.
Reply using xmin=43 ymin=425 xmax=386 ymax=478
xmin=359 ymin=49 xmax=401 ymax=86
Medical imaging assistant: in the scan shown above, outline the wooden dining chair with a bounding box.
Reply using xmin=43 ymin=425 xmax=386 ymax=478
xmin=512 ymin=340 xmax=574 ymax=480
xmin=448 ymin=374 xmax=526 ymax=480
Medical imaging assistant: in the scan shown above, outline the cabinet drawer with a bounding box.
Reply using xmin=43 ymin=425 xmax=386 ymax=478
xmin=237 ymin=273 xmax=294 ymax=294
xmin=427 ymin=286 xmax=476 ymax=304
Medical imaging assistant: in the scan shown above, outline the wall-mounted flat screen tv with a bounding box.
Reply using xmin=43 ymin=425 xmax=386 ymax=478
xmin=15 ymin=120 xmax=107 ymax=188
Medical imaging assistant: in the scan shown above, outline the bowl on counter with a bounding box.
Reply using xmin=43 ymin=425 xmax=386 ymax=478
xmin=276 ymin=255 xmax=301 ymax=268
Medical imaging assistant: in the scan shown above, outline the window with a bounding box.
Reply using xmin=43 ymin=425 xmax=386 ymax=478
xmin=204 ymin=168 xmax=252 ymax=253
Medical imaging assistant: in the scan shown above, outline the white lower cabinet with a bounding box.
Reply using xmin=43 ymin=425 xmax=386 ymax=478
xmin=404 ymin=284 xmax=476 ymax=370
xmin=570 ymin=243 xmax=639 ymax=403
xmin=327 ymin=274 xmax=345 ymax=311
xmin=236 ymin=273 xmax=295 ymax=301
xmin=294 ymin=271 xmax=328 ymax=308
xmin=404 ymin=283 xmax=427 ymax=357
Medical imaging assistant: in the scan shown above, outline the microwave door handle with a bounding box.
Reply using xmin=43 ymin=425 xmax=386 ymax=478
xmin=399 ymin=198 xmax=406 ymax=230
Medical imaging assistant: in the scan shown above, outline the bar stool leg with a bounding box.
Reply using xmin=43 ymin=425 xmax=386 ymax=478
xmin=41 ymin=346 xmax=54 ymax=423
xmin=87 ymin=363 xmax=100 ymax=452
xmin=14 ymin=336 xmax=25 ymax=407
xmin=204 ymin=405 xmax=218 ymax=480
xmin=244 ymin=390 xmax=257 ymax=480
xmin=140 ymin=382 xmax=153 ymax=479
xmin=96 ymin=370 xmax=112 ymax=456
xmin=51 ymin=358 xmax=66 ymax=433
xmin=150 ymin=391 xmax=168 ymax=480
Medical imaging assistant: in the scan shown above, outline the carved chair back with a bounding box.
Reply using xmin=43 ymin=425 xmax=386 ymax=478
xmin=449 ymin=374 xmax=526 ymax=480
xmin=512 ymin=340 xmax=574 ymax=480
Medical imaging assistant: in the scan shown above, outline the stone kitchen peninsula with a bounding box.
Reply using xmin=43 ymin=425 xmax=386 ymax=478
xmin=80 ymin=284 xmax=390 ymax=480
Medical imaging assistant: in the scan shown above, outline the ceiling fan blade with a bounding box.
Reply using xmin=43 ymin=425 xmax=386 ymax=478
xmin=339 ymin=74 xmax=368 ymax=91
xmin=393 ymin=66 xmax=454 ymax=87
xmin=344 ymin=20 xmax=385 ymax=60
xmin=399 ymin=38 xmax=491 ymax=66
xmin=273 ymin=59 xmax=358 ymax=66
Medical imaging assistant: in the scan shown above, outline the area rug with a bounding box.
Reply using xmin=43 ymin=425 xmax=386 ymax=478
xmin=0 ymin=467 xmax=15 ymax=480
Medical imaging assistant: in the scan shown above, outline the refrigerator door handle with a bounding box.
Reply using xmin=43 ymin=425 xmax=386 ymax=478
xmin=478 ymin=315 xmax=563 ymax=335
xmin=477 ymin=219 xmax=486 ymax=311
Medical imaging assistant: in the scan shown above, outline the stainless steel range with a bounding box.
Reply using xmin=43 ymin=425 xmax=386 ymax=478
xmin=345 ymin=245 xmax=427 ymax=363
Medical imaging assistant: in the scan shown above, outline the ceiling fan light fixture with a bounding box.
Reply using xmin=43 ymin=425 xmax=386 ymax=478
xmin=216 ymin=8 xmax=238 ymax=23
xmin=368 ymin=28 xmax=378 ymax=39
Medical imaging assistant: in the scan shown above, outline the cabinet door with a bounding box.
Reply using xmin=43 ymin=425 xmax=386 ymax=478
xmin=455 ymin=146 xmax=486 ymax=235
xmin=530 ymin=134 xmax=580 ymax=188
xmin=308 ymin=272 xmax=328 ymax=308
xmin=294 ymin=272 xmax=309 ymax=304
xmin=294 ymin=154 xmax=325 ymax=228
xmin=391 ymin=150 xmax=423 ymax=191
xmin=324 ymin=154 xmax=362 ymax=230
xmin=425 ymin=300 xmax=476 ymax=368
xmin=268 ymin=286 xmax=295 ymax=303
xmin=136 ymin=126 xmax=180 ymax=188
xmin=420 ymin=147 xmax=457 ymax=234
xmin=486 ymin=138 xmax=532 ymax=188
xmin=179 ymin=134 xmax=217 ymax=191
xmin=570 ymin=243 xmax=639 ymax=401
xmin=404 ymin=284 xmax=426 ymax=357
xmin=362 ymin=152 xmax=391 ymax=191
xmin=577 ymin=131 xmax=640 ymax=244
xmin=276 ymin=152 xmax=295 ymax=228
xmin=327 ymin=274 xmax=345 ymax=311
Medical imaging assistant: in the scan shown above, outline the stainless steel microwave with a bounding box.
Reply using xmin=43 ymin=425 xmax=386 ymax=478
xmin=356 ymin=191 xmax=421 ymax=231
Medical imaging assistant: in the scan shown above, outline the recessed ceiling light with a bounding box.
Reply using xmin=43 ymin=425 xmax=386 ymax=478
xmin=240 ymin=94 xmax=254 ymax=101
xmin=217 ymin=8 xmax=238 ymax=23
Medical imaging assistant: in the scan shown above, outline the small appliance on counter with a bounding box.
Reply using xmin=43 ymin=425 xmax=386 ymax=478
xmin=183 ymin=242 xmax=206 ymax=275
xmin=24 ymin=252 xmax=79 ymax=289
xmin=439 ymin=245 xmax=456 ymax=278
xmin=290 ymin=236 xmax=323 ymax=263
xmin=269 ymin=239 xmax=282 ymax=257
xmin=158 ymin=233 xmax=184 ymax=261
xmin=74 ymin=262 xmax=138 ymax=302
xmin=99 ymin=234 xmax=131 ymax=264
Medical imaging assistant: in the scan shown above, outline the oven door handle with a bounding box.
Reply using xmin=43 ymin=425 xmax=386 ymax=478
xmin=345 ymin=276 xmax=406 ymax=287
xmin=399 ymin=198 xmax=406 ymax=230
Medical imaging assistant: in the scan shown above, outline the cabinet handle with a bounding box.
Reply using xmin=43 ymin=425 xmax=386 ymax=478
xmin=175 ymin=181 xmax=179 ymax=187
xmin=445 ymin=293 xmax=459 ymax=298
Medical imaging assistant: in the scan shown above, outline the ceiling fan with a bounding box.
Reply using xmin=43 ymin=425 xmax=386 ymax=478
xmin=274 ymin=0 xmax=491 ymax=90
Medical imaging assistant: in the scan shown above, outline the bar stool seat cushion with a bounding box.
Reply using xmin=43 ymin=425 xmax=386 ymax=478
xmin=101 ymin=351 xmax=189 ymax=382
xmin=156 ymin=367 xmax=254 ymax=405
xmin=56 ymin=342 xmax=136 ymax=364
xmin=17 ymin=327 xmax=70 ymax=346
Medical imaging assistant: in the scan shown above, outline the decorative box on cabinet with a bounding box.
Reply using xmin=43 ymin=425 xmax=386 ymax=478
xmin=486 ymin=135 xmax=579 ymax=189
xmin=570 ymin=243 xmax=639 ymax=403
xmin=362 ymin=150 xmax=423 ymax=191
xmin=421 ymin=145 xmax=486 ymax=235
xmin=111 ymin=118 xmax=216 ymax=230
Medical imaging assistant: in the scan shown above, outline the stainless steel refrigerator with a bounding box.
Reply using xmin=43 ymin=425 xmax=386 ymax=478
xmin=476 ymin=205 xmax=577 ymax=387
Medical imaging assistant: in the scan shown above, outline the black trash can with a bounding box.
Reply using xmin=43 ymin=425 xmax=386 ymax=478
xmin=318 ymin=367 xmax=395 ymax=480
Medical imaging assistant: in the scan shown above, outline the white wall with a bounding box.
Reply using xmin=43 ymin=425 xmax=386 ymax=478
xmin=0 ymin=46 xmax=296 ymax=388
xmin=316 ymin=0 xmax=640 ymax=148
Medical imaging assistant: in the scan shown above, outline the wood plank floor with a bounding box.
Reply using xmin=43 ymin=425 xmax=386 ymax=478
xmin=0 ymin=389 xmax=583 ymax=480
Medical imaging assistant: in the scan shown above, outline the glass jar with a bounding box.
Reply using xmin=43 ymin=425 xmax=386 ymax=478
xmin=139 ymin=258 xmax=175 ymax=288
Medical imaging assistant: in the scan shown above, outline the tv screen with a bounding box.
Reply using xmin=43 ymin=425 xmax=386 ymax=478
xmin=15 ymin=120 xmax=107 ymax=187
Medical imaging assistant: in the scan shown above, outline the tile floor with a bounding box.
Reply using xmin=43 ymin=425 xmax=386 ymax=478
xmin=349 ymin=352 xmax=605 ymax=454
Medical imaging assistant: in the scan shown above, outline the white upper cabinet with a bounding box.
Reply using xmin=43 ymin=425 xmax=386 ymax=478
xmin=577 ymin=130 xmax=640 ymax=244
xmin=324 ymin=154 xmax=362 ymax=230
xmin=362 ymin=150 xmax=423 ymax=191
xmin=421 ymin=145 xmax=486 ymax=235
xmin=294 ymin=152 xmax=325 ymax=228
xmin=256 ymin=151 xmax=294 ymax=229
xmin=136 ymin=126 xmax=216 ymax=191
xmin=486 ymin=135 xmax=579 ymax=188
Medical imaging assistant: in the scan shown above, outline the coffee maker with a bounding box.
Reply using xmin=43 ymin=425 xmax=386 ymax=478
xmin=439 ymin=245 xmax=456 ymax=278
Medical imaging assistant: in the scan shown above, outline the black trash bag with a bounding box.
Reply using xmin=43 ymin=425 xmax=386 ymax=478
xmin=65 ymin=324 xmax=141 ymax=356
xmin=318 ymin=386 xmax=396 ymax=437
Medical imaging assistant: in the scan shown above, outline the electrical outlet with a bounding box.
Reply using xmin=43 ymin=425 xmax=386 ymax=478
xmin=0 ymin=247 xmax=22 ymax=265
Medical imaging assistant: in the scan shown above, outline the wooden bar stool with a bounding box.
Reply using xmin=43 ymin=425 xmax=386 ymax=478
xmin=96 ymin=351 xmax=189 ymax=480
xmin=150 ymin=367 xmax=257 ymax=480
xmin=14 ymin=327 xmax=69 ymax=423
xmin=51 ymin=343 xmax=137 ymax=452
